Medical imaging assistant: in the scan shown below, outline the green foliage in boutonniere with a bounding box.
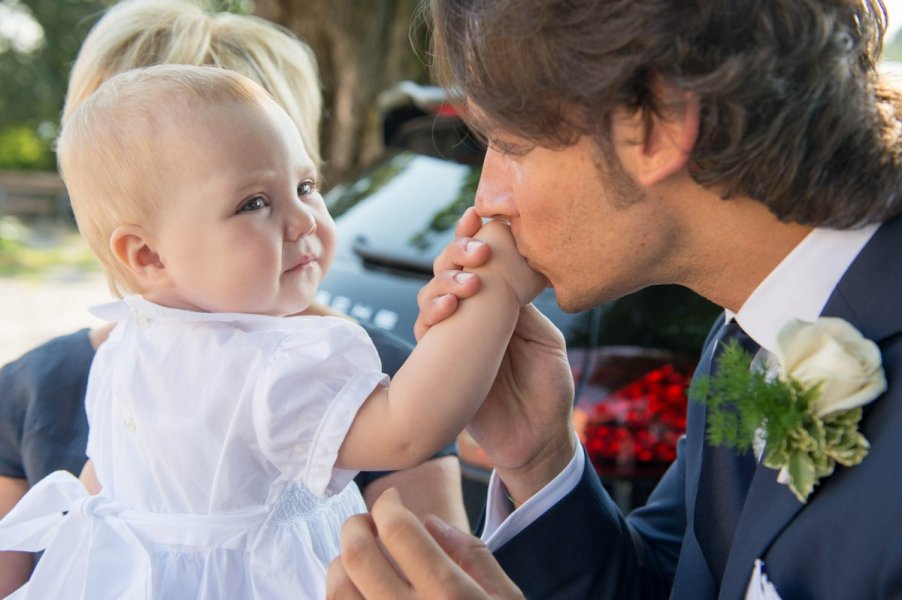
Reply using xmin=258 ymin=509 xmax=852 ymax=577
xmin=691 ymin=318 xmax=886 ymax=503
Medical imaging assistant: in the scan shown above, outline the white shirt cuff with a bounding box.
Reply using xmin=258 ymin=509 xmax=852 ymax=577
xmin=481 ymin=444 xmax=584 ymax=551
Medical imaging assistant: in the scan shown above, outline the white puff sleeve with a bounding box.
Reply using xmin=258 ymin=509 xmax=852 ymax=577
xmin=251 ymin=318 xmax=388 ymax=497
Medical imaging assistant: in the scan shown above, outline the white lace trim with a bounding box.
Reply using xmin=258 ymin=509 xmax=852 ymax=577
xmin=269 ymin=482 xmax=362 ymax=526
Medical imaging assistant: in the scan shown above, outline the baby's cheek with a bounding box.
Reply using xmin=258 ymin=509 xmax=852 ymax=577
xmin=317 ymin=232 xmax=338 ymax=271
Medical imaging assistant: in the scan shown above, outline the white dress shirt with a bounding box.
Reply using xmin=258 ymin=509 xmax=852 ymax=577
xmin=731 ymin=224 xmax=878 ymax=352
xmin=481 ymin=223 xmax=878 ymax=547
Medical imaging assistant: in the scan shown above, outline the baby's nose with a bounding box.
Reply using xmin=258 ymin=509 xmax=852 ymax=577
xmin=286 ymin=204 xmax=317 ymax=239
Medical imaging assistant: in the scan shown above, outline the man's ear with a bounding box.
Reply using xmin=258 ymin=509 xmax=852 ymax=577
xmin=613 ymin=78 xmax=700 ymax=187
xmin=109 ymin=224 xmax=167 ymax=287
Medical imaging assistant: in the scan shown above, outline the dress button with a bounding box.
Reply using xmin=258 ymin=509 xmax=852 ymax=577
xmin=123 ymin=415 xmax=137 ymax=432
xmin=135 ymin=313 xmax=151 ymax=328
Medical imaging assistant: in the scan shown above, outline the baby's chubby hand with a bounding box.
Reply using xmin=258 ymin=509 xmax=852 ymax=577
xmin=470 ymin=219 xmax=547 ymax=305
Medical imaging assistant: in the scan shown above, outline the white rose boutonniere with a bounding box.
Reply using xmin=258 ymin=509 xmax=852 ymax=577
xmin=775 ymin=318 xmax=886 ymax=417
xmin=691 ymin=317 xmax=886 ymax=503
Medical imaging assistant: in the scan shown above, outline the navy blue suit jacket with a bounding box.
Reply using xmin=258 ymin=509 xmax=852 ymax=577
xmin=493 ymin=215 xmax=902 ymax=599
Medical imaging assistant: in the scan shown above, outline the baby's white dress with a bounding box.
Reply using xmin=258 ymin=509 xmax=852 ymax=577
xmin=0 ymin=296 xmax=388 ymax=599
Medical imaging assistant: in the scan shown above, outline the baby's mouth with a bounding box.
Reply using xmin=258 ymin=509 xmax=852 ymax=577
xmin=286 ymin=254 xmax=316 ymax=273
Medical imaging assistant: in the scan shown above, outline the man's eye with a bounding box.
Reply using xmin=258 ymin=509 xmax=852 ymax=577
xmin=238 ymin=196 xmax=266 ymax=212
xmin=298 ymin=180 xmax=316 ymax=197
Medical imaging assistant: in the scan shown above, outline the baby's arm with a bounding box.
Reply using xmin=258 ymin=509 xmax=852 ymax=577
xmin=337 ymin=220 xmax=546 ymax=471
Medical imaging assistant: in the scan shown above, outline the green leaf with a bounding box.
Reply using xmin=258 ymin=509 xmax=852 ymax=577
xmin=788 ymin=451 xmax=817 ymax=502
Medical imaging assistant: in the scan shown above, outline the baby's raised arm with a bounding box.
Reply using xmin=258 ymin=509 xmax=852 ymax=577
xmin=337 ymin=220 xmax=546 ymax=471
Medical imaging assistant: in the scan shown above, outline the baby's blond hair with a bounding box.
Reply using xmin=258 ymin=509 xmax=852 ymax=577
xmin=64 ymin=0 xmax=321 ymax=168
xmin=58 ymin=65 xmax=270 ymax=296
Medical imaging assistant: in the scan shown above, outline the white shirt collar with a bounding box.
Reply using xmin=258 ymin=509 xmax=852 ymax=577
xmin=730 ymin=224 xmax=879 ymax=354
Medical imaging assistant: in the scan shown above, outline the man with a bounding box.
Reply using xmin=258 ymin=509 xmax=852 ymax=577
xmin=328 ymin=0 xmax=902 ymax=598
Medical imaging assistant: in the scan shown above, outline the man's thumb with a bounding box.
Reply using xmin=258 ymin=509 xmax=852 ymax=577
xmin=423 ymin=515 xmax=524 ymax=599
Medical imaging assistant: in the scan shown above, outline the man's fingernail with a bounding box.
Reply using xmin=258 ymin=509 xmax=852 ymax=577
xmin=454 ymin=272 xmax=475 ymax=284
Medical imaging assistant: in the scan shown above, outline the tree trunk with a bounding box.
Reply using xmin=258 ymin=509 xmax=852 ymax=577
xmin=255 ymin=0 xmax=428 ymax=185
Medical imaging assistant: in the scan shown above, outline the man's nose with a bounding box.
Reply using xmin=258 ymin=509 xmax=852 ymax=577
xmin=474 ymin=147 xmax=516 ymax=219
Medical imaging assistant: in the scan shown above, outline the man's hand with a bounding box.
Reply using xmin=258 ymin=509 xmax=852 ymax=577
xmin=468 ymin=304 xmax=577 ymax=502
xmin=413 ymin=207 xmax=578 ymax=504
xmin=327 ymin=488 xmax=524 ymax=599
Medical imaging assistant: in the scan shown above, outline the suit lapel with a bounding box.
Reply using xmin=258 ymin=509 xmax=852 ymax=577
xmin=718 ymin=214 xmax=902 ymax=599
xmin=685 ymin=314 xmax=727 ymax=509
xmin=817 ymin=214 xmax=902 ymax=342
xmin=717 ymin=459 xmax=803 ymax=598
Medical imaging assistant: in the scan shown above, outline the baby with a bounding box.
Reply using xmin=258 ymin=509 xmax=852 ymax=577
xmin=0 ymin=64 xmax=544 ymax=598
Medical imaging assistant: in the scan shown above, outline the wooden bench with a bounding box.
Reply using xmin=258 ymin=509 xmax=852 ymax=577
xmin=0 ymin=170 xmax=71 ymax=222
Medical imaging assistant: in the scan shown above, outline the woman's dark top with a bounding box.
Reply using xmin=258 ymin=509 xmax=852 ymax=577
xmin=0 ymin=329 xmax=93 ymax=484
xmin=0 ymin=323 xmax=455 ymax=487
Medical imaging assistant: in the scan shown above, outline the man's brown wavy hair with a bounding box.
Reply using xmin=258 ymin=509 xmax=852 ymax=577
xmin=426 ymin=0 xmax=902 ymax=228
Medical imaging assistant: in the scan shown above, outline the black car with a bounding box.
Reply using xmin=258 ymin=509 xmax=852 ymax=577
xmin=317 ymin=83 xmax=721 ymax=525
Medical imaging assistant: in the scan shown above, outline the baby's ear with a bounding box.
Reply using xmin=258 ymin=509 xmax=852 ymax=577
xmin=110 ymin=225 xmax=167 ymax=287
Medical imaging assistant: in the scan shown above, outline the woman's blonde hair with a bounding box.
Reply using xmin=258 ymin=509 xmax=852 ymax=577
xmin=64 ymin=0 xmax=322 ymax=168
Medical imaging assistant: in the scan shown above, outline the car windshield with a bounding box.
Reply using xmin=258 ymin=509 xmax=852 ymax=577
xmin=327 ymin=151 xmax=480 ymax=275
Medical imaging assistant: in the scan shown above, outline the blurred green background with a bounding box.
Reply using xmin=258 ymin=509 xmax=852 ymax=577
xmin=0 ymin=0 xmax=252 ymax=171
xmin=0 ymin=0 xmax=428 ymax=176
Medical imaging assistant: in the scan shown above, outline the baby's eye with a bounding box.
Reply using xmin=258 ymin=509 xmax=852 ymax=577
xmin=238 ymin=196 xmax=267 ymax=213
xmin=297 ymin=180 xmax=317 ymax=197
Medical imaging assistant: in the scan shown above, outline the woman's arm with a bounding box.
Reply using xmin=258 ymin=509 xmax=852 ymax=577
xmin=79 ymin=459 xmax=100 ymax=494
xmin=361 ymin=455 xmax=469 ymax=531
xmin=0 ymin=463 xmax=102 ymax=596
xmin=0 ymin=476 xmax=33 ymax=595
